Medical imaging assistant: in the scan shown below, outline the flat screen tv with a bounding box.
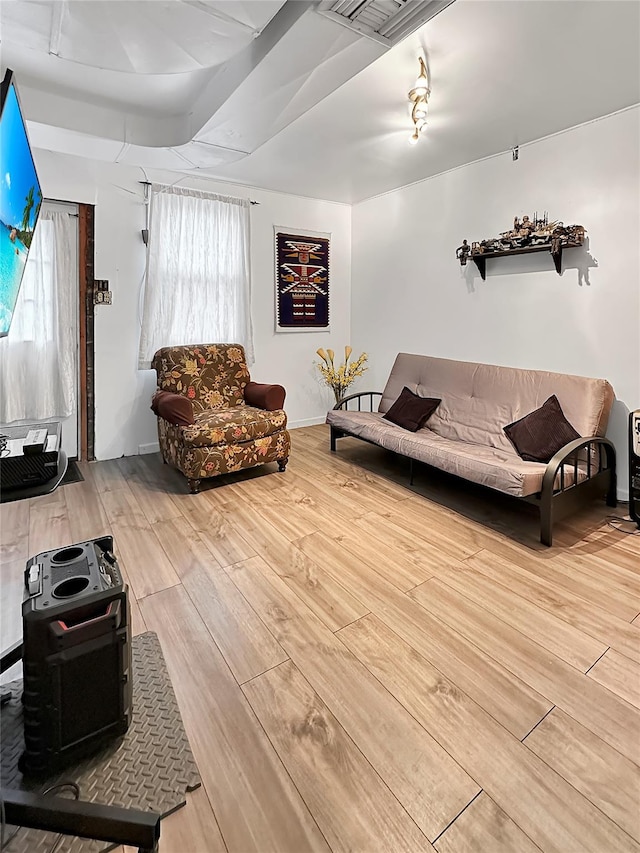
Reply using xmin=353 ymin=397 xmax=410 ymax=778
xmin=0 ymin=68 xmax=42 ymax=337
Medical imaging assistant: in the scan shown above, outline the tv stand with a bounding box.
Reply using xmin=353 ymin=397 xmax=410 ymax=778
xmin=0 ymin=422 xmax=67 ymax=502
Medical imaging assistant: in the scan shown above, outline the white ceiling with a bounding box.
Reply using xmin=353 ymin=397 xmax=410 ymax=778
xmin=3 ymin=0 xmax=639 ymax=204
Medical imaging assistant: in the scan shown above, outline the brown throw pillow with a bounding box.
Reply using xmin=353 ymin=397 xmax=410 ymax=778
xmin=383 ymin=387 xmax=441 ymax=432
xmin=244 ymin=381 xmax=286 ymax=411
xmin=503 ymin=395 xmax=580 ymax=463
xmin=151 ymin=390 xmax=194 ymax=425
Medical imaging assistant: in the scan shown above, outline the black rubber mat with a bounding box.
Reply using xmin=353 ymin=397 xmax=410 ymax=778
xmin=59 ymin=459 xmax=84 ymax=486
xmin=1 ymin=632 xmax=201 ymax=852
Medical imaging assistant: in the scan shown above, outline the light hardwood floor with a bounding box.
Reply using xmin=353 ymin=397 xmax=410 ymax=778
xmin=1 ymin=424 xmax=639 ymax=852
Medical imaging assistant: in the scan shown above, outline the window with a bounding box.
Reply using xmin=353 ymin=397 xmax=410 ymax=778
xmin=0 ymin=212 xmax=76 ymax=423
xmin=138 ymin=185 xmax=253 ymax=369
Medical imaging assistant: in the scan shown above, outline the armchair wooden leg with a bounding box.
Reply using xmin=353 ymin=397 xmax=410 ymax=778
xmin=277 ymin=457 xmax=289 ymax=473
xmin=188 ymin=478 xmax=201 ymax=494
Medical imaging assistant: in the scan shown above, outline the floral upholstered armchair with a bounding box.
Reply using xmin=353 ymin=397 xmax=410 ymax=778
xmin=151 ymin=343 xmax=290 ymax=493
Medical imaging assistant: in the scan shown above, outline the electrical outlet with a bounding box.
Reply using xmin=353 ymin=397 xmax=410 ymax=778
xmin=94 ymin=289 xmax=113 ymax=305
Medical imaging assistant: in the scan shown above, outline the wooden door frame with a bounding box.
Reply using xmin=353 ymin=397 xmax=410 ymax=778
xmin=78 ymin=204 xmax=95 ymax=461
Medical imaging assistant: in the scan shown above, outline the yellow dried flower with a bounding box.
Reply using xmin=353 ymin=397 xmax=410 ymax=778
xmin=313 ymin=345 xmax=368 ymax=404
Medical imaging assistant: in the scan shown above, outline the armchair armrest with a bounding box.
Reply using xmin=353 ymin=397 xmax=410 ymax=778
xmin=333 ymin=391 xmax=382 ymax=411
xmin=151 ymin=390 xmax=195 ymax=425
xmin=245 ymin=381 xmax=286 ymax=411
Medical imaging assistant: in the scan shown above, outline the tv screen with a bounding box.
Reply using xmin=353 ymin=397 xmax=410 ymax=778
xmin=0 ymin=69 xmax=42 ymax=337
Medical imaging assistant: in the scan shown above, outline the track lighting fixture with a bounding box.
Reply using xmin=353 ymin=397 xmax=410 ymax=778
xmin=408 ymin=56 xmax=429 ymax=144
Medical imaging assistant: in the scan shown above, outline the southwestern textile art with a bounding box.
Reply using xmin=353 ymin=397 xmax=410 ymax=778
xmin=275 ymin=229 xmax=330 ymax=331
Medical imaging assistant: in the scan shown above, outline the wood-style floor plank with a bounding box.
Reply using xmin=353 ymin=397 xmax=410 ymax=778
xmin=428 ymin=562 xmax=608 ymax=672
xmin=179 ymin=498 xmax=256 ymax=567
xmin=478 ymin=538 xmax=640 ymax=622
xmin=466 ymin=549 xmax=640 ymax=663
xmin=101 ymin=489 xmax=180 ymax=599
xmin=296 ymin=530 xmax=552 ymax=738
xmin=523 ymin=707 xmax=640 ymax=842
xmin=288 ymin=463 xmax=404 ymax=519
xmin=62 ymin=478 xmax=111 ymax=543
xmin=0 ymin=498 xmax=30 ymax=563
xmin=410 ymin=578 xmax=640 ymax=764
xmin=28 ymin=488 xmax=72 ymax=556
xmin=339 ymin=613 xmax=639 ymax=853
xmin=117 ymin=455 xmax=183 ymax=526
xmin=217 ymin=501 xmax=369 ymax=631
xmin=353 ymin=509 xmax=481 ymax=565
xmin=587 ymin=649 xmax=640 ymax=709
xmin=324 ymin=514 xmax=437 ymax=591
xmin=380 ymin=500 xmax=487 ymax=561
xmin=243 ymin=659 xmax=435 ymax=853
xmin=153 ymin=517 xmax=288 ymax=683
xmin=89 ymin=458 xmax=131 ymax=493
xmin=294 ymin=440 xmax=412 ymax=503
xmin=558 ymin=541 xmax=640 ymax=579
xmin=228 ymin=555 xmax=480 ymax=842
xmin=140 ymin=584 xmax=330 ymax=853
xmin=434 ymin=793 xmax=541 ymax=853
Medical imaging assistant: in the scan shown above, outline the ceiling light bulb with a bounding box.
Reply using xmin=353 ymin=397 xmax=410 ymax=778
xmin=413 ymin=83 xmax=428 ymax=98
xmin=415 ymin=117 xmax=427 ymax=131
xmin=409 ymin=130 xmax=419 ymax=145
xmin=414 ymin=103 xmax=428 ymax=119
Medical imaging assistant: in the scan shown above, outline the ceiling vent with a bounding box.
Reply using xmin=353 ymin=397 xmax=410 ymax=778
xmin=316 ymin=0 xmax=455 ymax=46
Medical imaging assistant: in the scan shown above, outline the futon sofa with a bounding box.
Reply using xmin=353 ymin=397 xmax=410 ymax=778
xmin=327 ymin=353 xmax=617 ymax=545
xmin=151 ymin=344 xmax=290 ymax=493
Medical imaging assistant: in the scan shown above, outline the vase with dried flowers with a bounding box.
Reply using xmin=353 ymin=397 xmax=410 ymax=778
xmin=315 ymin=346 xmax=368 ymax=405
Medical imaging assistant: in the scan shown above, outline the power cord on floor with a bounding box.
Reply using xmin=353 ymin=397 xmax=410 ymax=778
xmin=606 ymin=514 xmax=640 ymax=534
xmin=0 ymin=781 xmax=80 ymax=853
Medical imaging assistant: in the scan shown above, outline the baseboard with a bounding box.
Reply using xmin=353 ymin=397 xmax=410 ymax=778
xmin=288 ymin=417 xmax=328 ymax=430
xmin=138 ymin=442 xmax=160 ymax=455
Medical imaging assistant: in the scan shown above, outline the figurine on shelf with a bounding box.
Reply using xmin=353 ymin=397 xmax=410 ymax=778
xmin=550 ymin=230 xmax=565 ymax=255
xmin=456 ymin=240 xmax=471 ymax=265
xmin=571 ymin=225 xmax=586 ymax=244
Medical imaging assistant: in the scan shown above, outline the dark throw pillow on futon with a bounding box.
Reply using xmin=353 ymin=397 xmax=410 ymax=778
xmin=151 ymin=390 xmax=195 ymax=426
xmin=503 ymin=394 xmax=580 ymax=463
xmin=383 ymin=387 xmax=441 ymax=432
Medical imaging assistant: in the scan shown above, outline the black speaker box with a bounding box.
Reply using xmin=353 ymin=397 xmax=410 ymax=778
xmin=21 ymin=536 xmax=132 ymax=776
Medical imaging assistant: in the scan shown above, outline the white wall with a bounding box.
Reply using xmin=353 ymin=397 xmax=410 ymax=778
xmin=352 ymin=108 xmax=640 ymax=497
xmin=33 ymin=152 xmax=351 ymax=460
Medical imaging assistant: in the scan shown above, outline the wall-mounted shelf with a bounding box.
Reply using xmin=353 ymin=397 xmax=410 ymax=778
xmin=471 ymin=241 xmax=583 ymax=280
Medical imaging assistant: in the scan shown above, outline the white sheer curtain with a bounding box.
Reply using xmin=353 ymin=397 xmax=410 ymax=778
xmin=0 ymin=211 xmax=77 ymax=423
xmin=138 ymin=184 xmax=253 ymax=369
